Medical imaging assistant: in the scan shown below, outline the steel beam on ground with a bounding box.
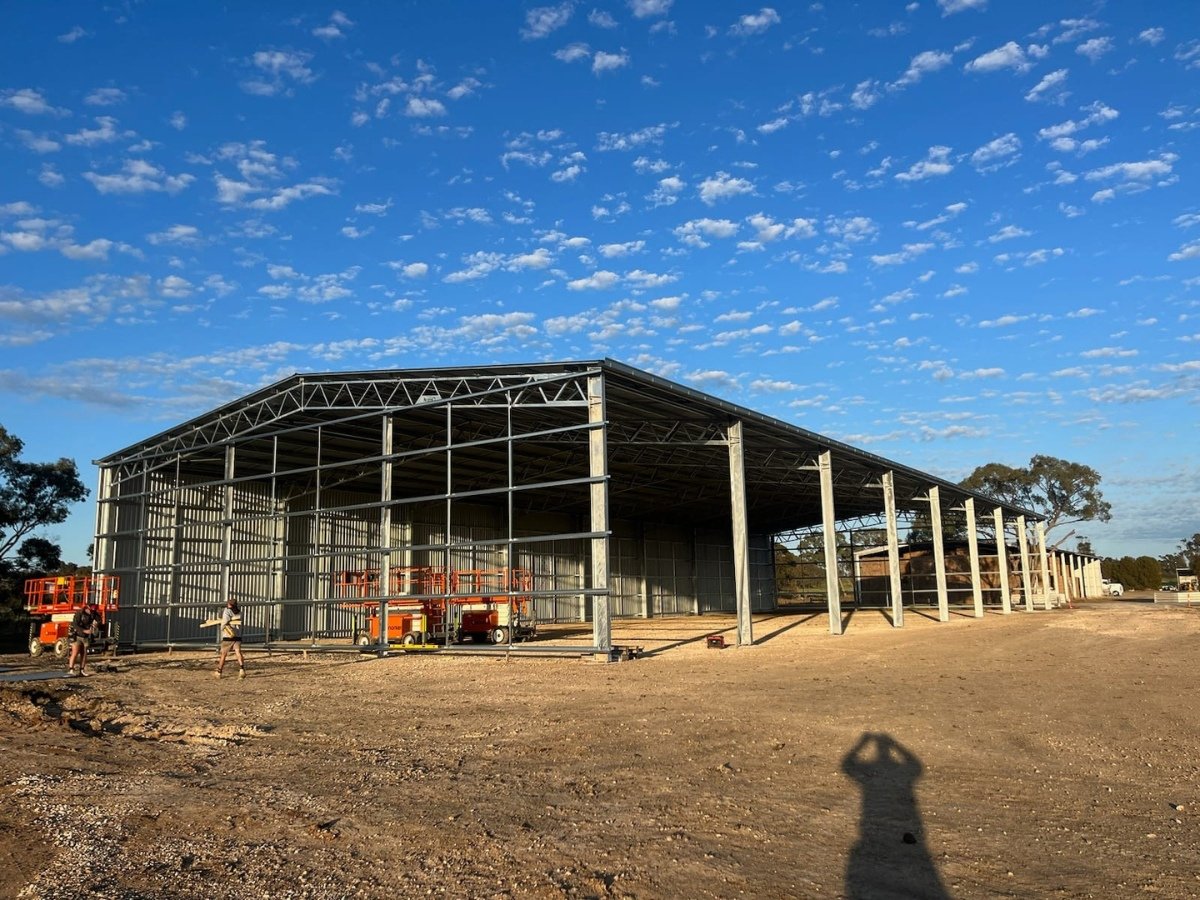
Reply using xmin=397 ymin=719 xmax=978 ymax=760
xmin=727 ymin=420 xmax=753 ymax=647
xmin=994 ymin=509 xmax=1012 ymax=614
xmin=883 ymin=471 xmax=903 ymax=628
xmin=965 ymin=497 xmax=984 ymax=618
xmin=819 ymin=451 xmax=842 ymax=636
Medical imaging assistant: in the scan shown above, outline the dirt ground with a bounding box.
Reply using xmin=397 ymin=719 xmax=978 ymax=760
xmin=2 ymin=599 xmax=1199 ymax=899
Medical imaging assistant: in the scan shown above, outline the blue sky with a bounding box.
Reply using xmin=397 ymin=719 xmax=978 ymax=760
xmin=1 ymin=1 xmax=1198 ymax=564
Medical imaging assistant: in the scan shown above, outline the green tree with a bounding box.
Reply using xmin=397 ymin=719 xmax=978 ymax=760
xmin=0 ymin=425 xmax=89 ymax=649
xmin=959 ymin=455 xmax=1112 ymax=550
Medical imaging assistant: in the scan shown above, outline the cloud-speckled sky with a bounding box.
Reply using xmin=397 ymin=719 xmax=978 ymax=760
xmin=2 ymin=1 xmax=1198 ymax=562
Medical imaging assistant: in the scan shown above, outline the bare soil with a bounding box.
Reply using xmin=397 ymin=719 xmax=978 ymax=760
xmin=2 ymin=600 xmax=1199 ymax=899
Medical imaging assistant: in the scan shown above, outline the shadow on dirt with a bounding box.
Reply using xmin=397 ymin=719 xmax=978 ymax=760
xmin=841 ymin=732 xmax=950 ymax=900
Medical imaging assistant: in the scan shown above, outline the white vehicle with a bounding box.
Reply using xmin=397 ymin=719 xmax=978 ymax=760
xmin=1101 ymin=579 xmax=1124 ymax=597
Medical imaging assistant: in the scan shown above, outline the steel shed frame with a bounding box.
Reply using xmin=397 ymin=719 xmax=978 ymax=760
xmin=92 ymin=359 xmax=1049 ymax=654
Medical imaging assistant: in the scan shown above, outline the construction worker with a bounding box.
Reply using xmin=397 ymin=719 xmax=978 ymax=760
xmin=66 ymin=602 xmax=100 ymax=677
xmin=214 ymin=596 xmax=246 ymax=679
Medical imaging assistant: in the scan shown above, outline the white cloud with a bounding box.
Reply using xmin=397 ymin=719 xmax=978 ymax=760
xmin=401 ymin=262 xmax=429 ymax=278
xmin=57 ymin=26 xmax=87 ymax=43
xmin=1 ymin=88 xmax=66 ymax=116
xmin=1025 ymin=68 xmax=1069 ymax=104
xmin=625 ymin=269 xmax=677 ymax=288
xmin=895 ymin=146 xmax=954 ymax=181
xmin=1037 ymin=101 xmax=1119 ymax=140
xmin=970 ymin=133 xmax=1021 ymax=170
xmin=567 ymin=270 xmax=621 ymax=290
xmin=507 ymin=247 xmax=555 ymax=270
xmin=894 ymin=50 xmax=952 ymax=87
xmin=242 ymin=50 xmax=316 ymax=96
xmin=17 ymin=130 xmax=61 ymax=153
xmin=1138 ymin=27 xmax=1165 ymax=46
xmin=593 ymin=50 xmax=631 ymax=74
xmin=85 ymin=87 xmax=126 ymax=106
xmin=674 ymin=218 xmax=739 ymax=247
xmin=147 ymin=225 xmax=201 ymax=245
xmin=159 ymin=275 xmax=194 ymax=298
xmin=1168 ymin=240 xmax=1200 ymax=262
xmin=65 ymin=116 xmax=125 ymax=146
xmin=697 ymin=171 xmax=754 ymax=204
xmin=596 ymin=124 xmax=671 ymax=151
xmin=522 ymin=3 xmax=574 ymax=39
xmin=870 ymin=243 xmax=933 ymax=266
xmin=629 ymin=0 xmax=673 ymax=18
xmin=1084 ymin=154 xmax=1177 ymax=182
xmin=599 ymin=241 xmax=646 ymax=257
xmin=406 ymin=97 xmax=447 ymax=117
xmin=730 ymin=8 xmax=781 ymax=37
xmin=39 ymin=164 xmax=64 ymax=187
xmin=313 ymin=11 xmax=354 ymax=40
xmin=746 ymin=213 xmax=816 ymax=243
xmin=169 ymin=111 xmax=187 ymax=130
xmin=1177 ymin=40 xmax=1200 ymax=70
xmin=1075 ymin=37 xmax=1113 ymax=62
xmin=850 ymin=81 xmax=881 ymax=110
xmin=965 ymin=41 xmax=1037 ymax=74
xmin=937 ymin=0 xmax=986 ymax=13
xmin=555 ymin=42 xmax=591 ymax=63
xmin=988 ymin=225 xmax=1031 ymax=243
xmin=648 ymin=175 xmax=685 ymax=206
xmin=84 ymin=159 xmax=195 ymax=195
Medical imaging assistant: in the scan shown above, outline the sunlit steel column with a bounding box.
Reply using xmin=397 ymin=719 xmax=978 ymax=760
xmin=929 ymin=486 xmax=949 ymax=622
xmin=965 ymin=497 xmax=984 ymax=618
xmin=378 ymin=414 xmax=393 ymax=654
xmin=1037 ymin=522 xmax=1052 ymax=610
xmin=221 ymin=444 xmax=235 ymax=603
xmin=588 ymin=374 xmax=612 ymax=654
xmin=1017 ymin=515 xmax=1034 ymax=612
xmin=994 ymin=509 xmax=1012 ymax=614
xmin=818 ymin=450 xmax=842 ymax=635
xmin=727 ymin=420 xmax=753 ymax=646
xmin=882 ymin=471 xmax=904 ymax=628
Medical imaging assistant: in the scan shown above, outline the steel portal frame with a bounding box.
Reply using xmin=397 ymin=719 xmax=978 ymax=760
xmin=94 ymin=359 xmax=1049 ymax=654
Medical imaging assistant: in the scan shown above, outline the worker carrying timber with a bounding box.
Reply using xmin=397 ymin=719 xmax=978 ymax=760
xmin=208 ymin=596 xmax=246 ymax=680
xmin=66 ymin=601 xmax=101 ymax=677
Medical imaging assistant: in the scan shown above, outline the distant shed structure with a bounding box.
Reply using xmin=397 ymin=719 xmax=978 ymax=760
xmin=92 ymin=360 xmax=1095 ymax=654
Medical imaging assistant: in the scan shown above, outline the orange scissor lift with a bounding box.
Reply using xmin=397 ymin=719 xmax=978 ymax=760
xmin=24 ymin=574 xmax=120 ymax=658
xmin=336 ymin=566 xmax=448 ymax=647
xmin=451 ymin=567 xmax=536 ymax=645
xmin=336 ymin=565 xmax=536 ymax=647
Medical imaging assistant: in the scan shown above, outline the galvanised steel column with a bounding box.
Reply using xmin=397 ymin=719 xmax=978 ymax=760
xmin=378 ymin=414 xmax=393 ymax=654
xmin=727 ymin=420 xmax=753 ymax=646
xmin=818 ymin=450 xmax=842 ymax=636
xmin=221 ymin=444 xmax=235 ymax=603
xmin=929 ymin=486 xmax=949 ymax=622
xmin=1017 ymin=515 xmax=1034 ymax=612
xmin=882 ymin=471 xmax=904 ymax=628
xmin=167 ymin=455 xmax=182 ymax=631
xmin=994 ymin=509 xmax=1012 ymax=614
xmin=965 ymin=497 xmax=984 ymax=618
xmin=588 ymin=374 xmax=612 ymax=654
xmin=1037 ymin=522 xmax=1052 ymax=610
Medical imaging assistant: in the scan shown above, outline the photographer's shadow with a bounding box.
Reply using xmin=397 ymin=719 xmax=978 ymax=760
xmin=841 ymin=732 xmax=950 ymax=899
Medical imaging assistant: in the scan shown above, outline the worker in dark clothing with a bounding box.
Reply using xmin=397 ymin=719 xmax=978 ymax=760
xmin=66 ymin=603 xmax=101 ymax=677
